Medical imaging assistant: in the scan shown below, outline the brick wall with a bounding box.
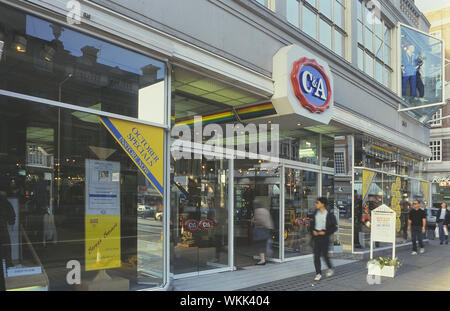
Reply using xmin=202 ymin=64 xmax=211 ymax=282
xmin=442 ymin=139 xmax=450 ymax=161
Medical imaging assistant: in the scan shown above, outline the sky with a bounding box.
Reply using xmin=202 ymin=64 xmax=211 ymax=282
xmin=414 ymin=0 xmax=450 ymax=13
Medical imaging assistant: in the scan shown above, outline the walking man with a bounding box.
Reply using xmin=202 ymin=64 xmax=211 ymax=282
xmin=309 ymin=197 xmax=337 ymax=281
xmin=436 ymin=202 xmax=449 ymax=245
xmin=408 ymin=199 xmax=426 ymax=255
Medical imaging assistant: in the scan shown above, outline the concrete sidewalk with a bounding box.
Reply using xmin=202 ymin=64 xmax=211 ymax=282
xmin=240 ymin=239 xmax=450 ymax=291
xmin=172 ymin=256 xmax=356 ymax=291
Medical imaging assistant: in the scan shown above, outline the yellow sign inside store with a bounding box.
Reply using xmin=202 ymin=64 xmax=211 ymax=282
xmin=421 ymin=181 xmax=429 ymax=203
xmin=362 ymin=169 xmax=376 ymax=206
xmin=99 ymin=116 xmax=165 ymax=197
xmin=85 ymin=215 xmax=121 ymax=271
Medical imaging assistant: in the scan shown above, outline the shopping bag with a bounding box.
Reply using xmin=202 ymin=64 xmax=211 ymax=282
xmin=435 ymin=227 xmax=440 ymax=238
xmin=444 ymin=226 xmax=449 ymax=236
xmin=266 ymin=238 xmax=273 ymax=256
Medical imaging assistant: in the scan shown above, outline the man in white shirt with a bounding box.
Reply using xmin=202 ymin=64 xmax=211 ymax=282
xmin=310 ymin=197 xmax=337 ymax=281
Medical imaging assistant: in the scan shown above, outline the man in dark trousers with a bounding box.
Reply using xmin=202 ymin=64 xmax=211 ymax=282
xmin=436 ymin=202 xmax=449 ymax=245
xmin=309 ymin=197 xmax=337 ymax=281
xmin=408 ymin=199 xmax=426 ymax=255
xmin=0 ymin=188 xmax=15 ymax=268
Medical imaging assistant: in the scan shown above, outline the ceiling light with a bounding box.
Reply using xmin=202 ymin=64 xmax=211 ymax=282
xmin=42 ymin=45 xmax=56 ymax=62
xmin=297 ymin=122 xmax=302 ymax=126
xmin=13 ymin=35 xmax=27 ymax=53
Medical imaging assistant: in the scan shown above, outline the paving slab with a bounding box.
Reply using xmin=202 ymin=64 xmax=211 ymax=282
xmin=239 ymin=240 xmax=450 ymax=291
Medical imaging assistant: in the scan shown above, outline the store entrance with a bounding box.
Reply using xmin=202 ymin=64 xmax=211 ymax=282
xmin=170 ymin=157 xmax=229 ymax=276
xmin=233 ymin=159 xmax=280 ymax=267
xmin=283 ymin=167 xmax=318 ymax=258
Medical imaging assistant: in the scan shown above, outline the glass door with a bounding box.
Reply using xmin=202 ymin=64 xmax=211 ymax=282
xmin=170 ymin=156 xmax=229 ymax=276
xmin=233 ymin=159 xmax=280 ymax=267
xmin=284 ymin=167 xmax=318 ymax=258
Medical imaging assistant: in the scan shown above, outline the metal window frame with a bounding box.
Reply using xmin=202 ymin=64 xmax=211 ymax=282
xmin=396 ymin=22 xmax=446 ymax=113
xmin=0 ymin=0 xmax=174 ymax=290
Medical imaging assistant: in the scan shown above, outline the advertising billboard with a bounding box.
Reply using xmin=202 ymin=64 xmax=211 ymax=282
xmin=399 ymin=24 xmax=444 ymax=122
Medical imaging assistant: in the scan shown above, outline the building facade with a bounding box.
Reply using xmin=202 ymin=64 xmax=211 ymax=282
xmin=0 ymin=0 xmax=438 ymax=291
xmin=423 ymin=6 xmax=450 ymax=206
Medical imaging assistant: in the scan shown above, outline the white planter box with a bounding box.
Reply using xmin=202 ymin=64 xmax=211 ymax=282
xmin=332 ymin=245 xmax=343 ymax=253
xmin=367 ymin=263 xmax=396 ymax=278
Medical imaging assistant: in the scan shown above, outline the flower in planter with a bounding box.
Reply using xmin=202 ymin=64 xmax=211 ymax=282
xmin=367 ymin=256 xmax=401 ymax=269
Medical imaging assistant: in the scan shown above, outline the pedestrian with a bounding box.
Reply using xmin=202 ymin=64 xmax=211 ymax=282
xmin=309 ymin=197 xmax=337 ymax=281
xmin=401 ymin=201 xmax=411 ymax=241
xmin=408 ymin=199 xmax=426 ymax=255
xmin=0 ymin=187 xmax=15 ymax=268
xmin=436 ymin=202 xmax=449 ymax=245
xmin=252 ymin=199 xmax=274 ymax=265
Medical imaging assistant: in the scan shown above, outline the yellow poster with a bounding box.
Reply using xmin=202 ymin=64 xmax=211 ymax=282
xmin=99 ymin=116 xmax=164 ymax=197
xmin=362 ymin=169 xmax=376 ymax=206
xmin=421 ymin=181 xmax=429 ymax=203
xmin=390 ymin=176 xmax=402 ymax=232
xmin=85 ymin=215 xmax=121 ymax=271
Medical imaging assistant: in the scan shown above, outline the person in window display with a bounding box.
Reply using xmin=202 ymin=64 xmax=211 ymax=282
xmin=415 ymin=56 xmax=425 ymax=99
xmin=401 ymin=44 xmax=425 ymax=100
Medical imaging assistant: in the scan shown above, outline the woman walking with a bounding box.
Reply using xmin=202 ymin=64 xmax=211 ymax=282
xmin=252 ymin=200 xmax=274 ymax=265
xmin=436 ymin=202 xmax=449 ymax=245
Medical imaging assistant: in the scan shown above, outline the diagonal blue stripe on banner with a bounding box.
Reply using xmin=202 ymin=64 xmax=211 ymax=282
xmin=100 ymin=116 xmax=164 ymax=197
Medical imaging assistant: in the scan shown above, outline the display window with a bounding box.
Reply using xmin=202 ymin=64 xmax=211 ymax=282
xmin=0 ymin=96 xmax=165 ymax=291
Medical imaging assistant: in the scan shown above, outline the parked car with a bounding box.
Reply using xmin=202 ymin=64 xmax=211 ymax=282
xmin=426 ymin=207 xmax=440 ymax=240
xmin=138 ymin=204 xmax=157 ymax=219
xmin=426 ymin=207 xmax=439 ymax=228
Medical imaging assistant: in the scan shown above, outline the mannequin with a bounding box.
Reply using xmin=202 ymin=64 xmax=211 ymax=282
xmin=402 ymin=45 xmax=418 ymax=97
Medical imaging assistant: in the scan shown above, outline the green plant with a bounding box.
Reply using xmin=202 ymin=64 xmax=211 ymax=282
xmin=333 ymin=240 xmax=341 ymax=246
xmin=367 ymin=257 xmax=401 ymax=269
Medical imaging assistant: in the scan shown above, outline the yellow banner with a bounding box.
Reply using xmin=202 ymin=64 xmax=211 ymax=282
xmin=390 ymin=176 xmax=402 ymax=232
xmin=421 ymin=181 xmax=429 ymax=203
xmin=99 ymin=116 xmax=164 ymax=197
xmin=362 ymin=169 xmax=376 ymax=206
xmin=85 ymin=215 xmax=121 ymax=271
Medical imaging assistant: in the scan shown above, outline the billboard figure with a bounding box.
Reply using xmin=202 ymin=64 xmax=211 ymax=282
xmin=401 ymin=45 xmax=418 ymax=97
xmin=415 ymin=56 xmax=425 ymax=99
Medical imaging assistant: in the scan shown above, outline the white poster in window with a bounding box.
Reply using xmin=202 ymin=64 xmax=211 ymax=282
xmin=85 ymin=159 xmax=120 ymax=215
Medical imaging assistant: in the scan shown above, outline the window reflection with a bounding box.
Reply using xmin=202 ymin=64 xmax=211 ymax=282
xmin=0 ymin=4 xmax=166 ymax=124
xmin=0 ymin=96 xmax=164 ymax=290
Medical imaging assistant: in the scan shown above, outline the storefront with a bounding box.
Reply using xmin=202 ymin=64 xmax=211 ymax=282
xmin=0 ymin=0 xmax=439 ymax=290
xmin=0 ymin=3 xmax=170 ymax=290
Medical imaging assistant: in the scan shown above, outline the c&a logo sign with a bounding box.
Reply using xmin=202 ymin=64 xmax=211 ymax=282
xmin=291 ymin=58 xmax=332 ymax=113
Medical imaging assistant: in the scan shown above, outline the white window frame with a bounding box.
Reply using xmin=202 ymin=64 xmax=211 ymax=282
xmin=356 ymin=0 xmax=393 ymax=88
xmin=430 ymin=108 xmax=442 ymax=128
xmin=255 ymin=0 xmax=276 ymax=12
xmin=428 ymin=139 xmax=442 ymax=162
